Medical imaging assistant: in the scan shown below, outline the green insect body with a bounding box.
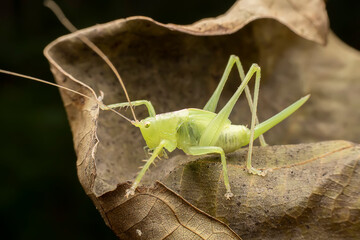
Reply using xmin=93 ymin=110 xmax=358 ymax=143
xmin=103 ymin=55 xmax=310 ymax=199
xmin=136 ymin=109 xmax=250 ymax=154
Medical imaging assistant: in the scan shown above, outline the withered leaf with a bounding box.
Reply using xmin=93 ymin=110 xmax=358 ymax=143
xmin=43 ymin=0 xmax=360 ymax=239
xmin=177 ymin=0 xmax=328 ymax=45
xmin=98 ymin=182 xmax=241 ymax=239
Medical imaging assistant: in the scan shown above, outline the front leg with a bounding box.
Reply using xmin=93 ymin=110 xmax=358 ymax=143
xmin=102 ymin=100 xmax=156 ymax=117
xmin=125 ymin=139 xmax=170 ymax=197
xmin=186 ymin=146 xmax=234 ymax=200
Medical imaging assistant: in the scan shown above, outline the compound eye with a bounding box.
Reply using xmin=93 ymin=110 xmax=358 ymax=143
xmin=144 ymin=122 xmax=151 ymax=128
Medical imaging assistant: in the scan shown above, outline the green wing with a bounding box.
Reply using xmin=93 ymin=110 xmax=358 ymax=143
xmin=176 ymin=108 xmax=231 ymax=150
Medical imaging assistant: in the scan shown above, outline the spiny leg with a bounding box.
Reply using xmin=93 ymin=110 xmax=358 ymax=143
xmin=101 ymin=100 xmax=156 ymax=117
xmin=186 ymin=146 xmax=233 ymax=199
xmin=201 ymin=63 xmax=265 ymax=175
xmin=203 ymin=55 xmax=267 ymax=146
xmin=199 ymin=63 xmax=261 ymax=147
xmin=125 ymin=139 xmax=170 ymax=197
xmin=203 ymin=55 xmax=237 ymax=112
xmin=244 ymin=70 xmax=310 ymax=175
xmin=143 ymin=146 xmax=151 ymax=158
xmin=234 ymin=56 xmax=267 ymax=147
xmin=246 ymin=65 xmax=265 ymax=176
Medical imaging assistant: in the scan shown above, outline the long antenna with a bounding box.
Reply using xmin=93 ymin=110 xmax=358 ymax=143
xmin=0 ymin=69 xmax=133 ymax=123
xmin=44 ymin=0 xmax=138 ymax=122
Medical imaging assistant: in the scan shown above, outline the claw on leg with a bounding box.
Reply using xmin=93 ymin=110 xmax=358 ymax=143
xmin=247 ymin=167 xmax=270 ymax=176
xmin=125 ymin=187 xmax=136 ymax=198
xmin=224 ymin=191 xmax=234 ymax=200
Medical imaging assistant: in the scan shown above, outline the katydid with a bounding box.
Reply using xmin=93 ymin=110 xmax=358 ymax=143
xmin=108 ymin=57 xmax=310 ymax=199
xmin=0 ymin=1 xmax=310 ymax=200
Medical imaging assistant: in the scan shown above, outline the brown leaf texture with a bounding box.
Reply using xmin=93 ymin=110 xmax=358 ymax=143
xmin=43 ymin=0 xmax=360 ymax=239
xmin=98 ymin=182 xmax=240 ymax=239
xmin=177 ymin=0 xmax=328 ymax=45
xmin=162 ymin=141 xmax=360 ymax=239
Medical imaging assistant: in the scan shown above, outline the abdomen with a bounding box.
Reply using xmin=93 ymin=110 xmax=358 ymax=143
xmin=214 ymin=125 xmax=250 ymax=153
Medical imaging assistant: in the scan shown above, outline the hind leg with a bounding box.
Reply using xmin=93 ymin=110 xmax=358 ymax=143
xmin=245 ymin=64 xmax=265 ymax=176
xmin=233 ymin=56 xmax=267 ymax=147
xmin=203 ymin=55 xmax=267 ymax=146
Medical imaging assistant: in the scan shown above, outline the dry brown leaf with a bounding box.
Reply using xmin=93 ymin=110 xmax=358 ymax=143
xmin=43 ymin=0 xmax=360 ymax=239
xmin=98 ymin=182 xmax=241 ymax=239
xmin=177 ymin=0 xmax=328 ymax=45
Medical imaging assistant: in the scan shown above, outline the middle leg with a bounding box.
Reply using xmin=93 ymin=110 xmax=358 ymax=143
xmin=186 ymin=146 xmax=234 ymax=199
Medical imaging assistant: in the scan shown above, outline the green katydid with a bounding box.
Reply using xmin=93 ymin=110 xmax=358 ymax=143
xmin=105 ymin=56 xmax=309 ymax=199
xmin=0 ymin=1 xmax=310 ymax=200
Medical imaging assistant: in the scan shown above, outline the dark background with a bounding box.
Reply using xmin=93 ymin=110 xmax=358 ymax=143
xmin=0 ymin=0 xmax=358 ymax=239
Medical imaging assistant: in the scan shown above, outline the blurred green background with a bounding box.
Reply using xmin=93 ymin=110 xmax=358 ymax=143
xmin=0 ymin=0 xmax=358 ymax=239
